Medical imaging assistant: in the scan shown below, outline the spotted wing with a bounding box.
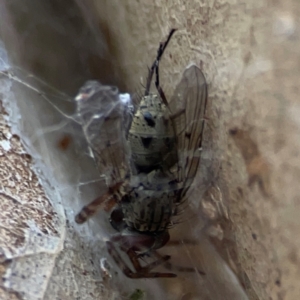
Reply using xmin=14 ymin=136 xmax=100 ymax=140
xmin=75 ymin=81 xmax=132 ymax=185
xmin=168 ymin=65 xmax=208 ymax=195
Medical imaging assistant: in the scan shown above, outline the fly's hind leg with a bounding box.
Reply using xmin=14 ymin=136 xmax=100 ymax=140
xmin=75 ymin=181 xmax=124 ymax=224
xmin=160 ymin=239 xmax=206 ymax=275
xmin=107 ymin=234 xmax=177 ymax=279
xmin=152 ymin=249 xmax=206 ymax=276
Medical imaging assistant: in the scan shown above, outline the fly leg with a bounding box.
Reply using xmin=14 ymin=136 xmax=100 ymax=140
xmin=75 ymin=181 xmax=125 ymax=224
xmin=153 ymin=30 xmax=176 ymax=105
xmin=107 ymin=234 xmax=177 ymax=278
xmin=164 ymin=239 xmax=206 ymax=275
xmin=145 ymin=28 xmax=177 ymax=98
xmin=154 ymin=53 xmax=168 ymax=106
xmin=152 ymin=250 xmax=206 ymax=276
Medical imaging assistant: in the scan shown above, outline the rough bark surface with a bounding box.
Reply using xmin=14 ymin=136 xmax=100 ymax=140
xmin=0 ymin=0 xmax=299 ymax=299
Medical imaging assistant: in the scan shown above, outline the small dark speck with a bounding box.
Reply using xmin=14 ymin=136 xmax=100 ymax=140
xmin=57 ymin=135 xmax=72 ymax=151
xmin=4 ymin=259 xmax=12 ymax=265
xmin=237 ymin=187 xmax=243 ymax=197
xmin=185 ymin=132 xmax=191 ymax=139
xmin=229 ymin=128 xmax=238 ymax=135
xmin=275 ymin=279 xmax=281 ymax=286
xmin=141 ymin=137 xmax=153 ymax=148
xmin=252 ymin=233 xmax=257 ymax=240
xmin=22 ymin=153 xmax=32 ymax=161
xmin=143 ymin=111 xmax=156 ymax=127
xmin=12 ymin=134 xmax=20 ymax=141
xmin=21 ymin=275 xmax=25 ymax=279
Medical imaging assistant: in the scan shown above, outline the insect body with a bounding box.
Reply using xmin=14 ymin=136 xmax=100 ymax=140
xmin=75 ymin=29 xmax=208 ymax=278
xmin=128 ymin=94 xmax=176 ymax=172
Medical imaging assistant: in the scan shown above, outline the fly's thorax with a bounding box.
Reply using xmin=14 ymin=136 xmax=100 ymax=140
xmin=128 ymin=94 xmax=176 ymax=171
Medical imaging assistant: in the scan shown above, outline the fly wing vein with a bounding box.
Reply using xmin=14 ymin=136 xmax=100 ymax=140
xmin=168 ymin=65 xmax=208 ymax=194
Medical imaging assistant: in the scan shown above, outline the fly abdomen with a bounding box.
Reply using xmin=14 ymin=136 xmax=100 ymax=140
xmin=121 ymin=188 xmax=175 ymax=233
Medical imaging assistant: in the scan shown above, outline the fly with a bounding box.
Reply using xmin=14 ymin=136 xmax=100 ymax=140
xmin=74 ymin=29 xmax=208 ymax=279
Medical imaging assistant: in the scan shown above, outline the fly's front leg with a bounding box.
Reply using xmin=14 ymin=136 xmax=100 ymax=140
xmin=145 ymin=29 xmax=177 ymax=97
xmin=154 ymin=60 xmax=168 ymax=106
xmin=75 ymin=181 xmax=125 ymax=224
xmin=154 ymin=29 xmax=177 ymax=106
xmin=106 ymin=233 xmax=177 ymax=278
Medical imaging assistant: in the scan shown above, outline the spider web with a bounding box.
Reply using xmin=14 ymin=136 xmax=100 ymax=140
xmin=0 ymin=2 xmax=250 ymax=300
xmin=0 ymin=62 xmax=248 ymax=300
